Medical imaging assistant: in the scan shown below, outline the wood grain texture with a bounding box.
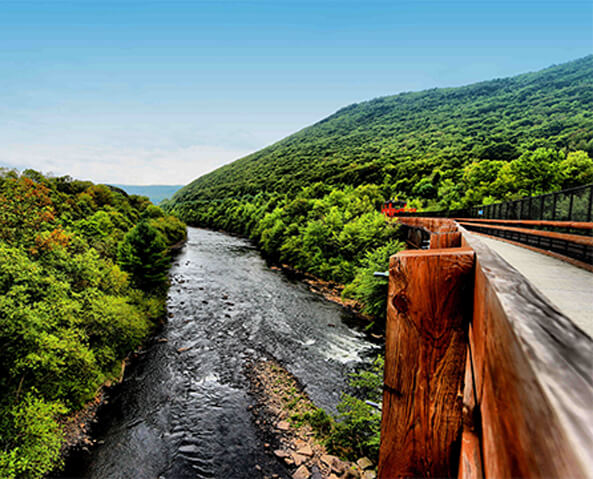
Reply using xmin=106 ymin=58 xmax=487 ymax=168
xmin=398 ymin=217 xmax=458 ymax=234
xmin=458 ymin=347 xmax=484 ymax=479
xmin=430 ymin=232 xmax=462 ymax=249
xmin=462 ymin=228 xmax=593 ymax=479
xmin=379 ymin=247 xmax=475 ymax=479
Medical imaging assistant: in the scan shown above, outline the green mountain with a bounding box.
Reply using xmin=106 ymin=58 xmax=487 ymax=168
xmin=172 ymin=55 xmax=593 ymax=207
xmin=112 ymin=184 xmax=183 ymax=205
xmin=164 ymin=56 xmax=593 ymax=328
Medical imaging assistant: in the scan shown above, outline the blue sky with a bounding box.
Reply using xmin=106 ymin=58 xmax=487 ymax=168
xmin=1 ymin=0 xmax=591 ymax=184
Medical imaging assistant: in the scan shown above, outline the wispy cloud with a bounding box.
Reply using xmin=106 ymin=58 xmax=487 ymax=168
xmin=1 ymin=143 xmax=252 ymax=185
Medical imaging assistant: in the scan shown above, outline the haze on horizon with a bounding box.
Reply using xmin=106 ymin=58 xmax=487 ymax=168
xmin=1 ymin=0 xmax=591 ymax=185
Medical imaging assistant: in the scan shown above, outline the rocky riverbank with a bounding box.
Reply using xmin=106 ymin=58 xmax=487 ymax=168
xmin=58 ymin=391 xmax=104 ymax=460
xmin=57 ymin=357 xmax=127 ymax=464
xmin=270 ymin=264 xmax=365 ymax=317
xmin=246 ymin=358 xmax=376 ymax=479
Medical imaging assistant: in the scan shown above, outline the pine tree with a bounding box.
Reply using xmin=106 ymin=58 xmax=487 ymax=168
xmin=117 ymin=221 xmax=169 ymax=291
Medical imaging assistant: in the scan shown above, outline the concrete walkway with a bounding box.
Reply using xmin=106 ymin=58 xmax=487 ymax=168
xmin=473 ymin=234 xmax=593 ymax=338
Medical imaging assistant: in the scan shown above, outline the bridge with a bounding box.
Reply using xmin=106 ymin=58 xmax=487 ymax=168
xmin=378 ymin=184 xmax=593 ymax=479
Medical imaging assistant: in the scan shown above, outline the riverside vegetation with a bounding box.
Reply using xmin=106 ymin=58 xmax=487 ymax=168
xmin=4 ymin=57 xmax=593 ymax=478
xmin=164 ymin=56 xmax=593 ymax=467
xmin=0 ymin=169 xmax=186 ymax=478
xmin=248 ymin=356 xmax=384 ymax=473
xmin=166 ymin=56 xmax=593 ymax=323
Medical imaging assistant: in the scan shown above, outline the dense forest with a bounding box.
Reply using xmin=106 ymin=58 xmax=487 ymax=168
xmin=168 ymin=184 xmax=403 ymax=319
xmin=0 ymin=169 xmax=186 ymax=478
xmin=171 ymin=55 xmax=593 ymax=208
xmin=166 ymin=56 xmax=593 ymax=319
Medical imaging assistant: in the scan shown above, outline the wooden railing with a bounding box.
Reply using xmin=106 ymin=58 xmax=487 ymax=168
xmin=394 ymin=215 xmax=593 ymax=269
xmin=457 ymin=219 xmax=593 ymax=270
xmin=455 ymin=218 xmax=593 ymax=232
xmin=378 ymin=218 xmax=593 ymax=479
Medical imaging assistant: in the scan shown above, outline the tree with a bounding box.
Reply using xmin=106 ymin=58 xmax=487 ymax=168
xmin=557 ymin=151 xmax=593 ymax=189
xmin=507 ymin=148 xmax=562 ymax=195
xmin=461 ymin=160 xmax=505 ymax=204
xmin=117 ymin=221 xmax=169 ymax=291
xmin=411 ymin=177 xmax=437 ymax=200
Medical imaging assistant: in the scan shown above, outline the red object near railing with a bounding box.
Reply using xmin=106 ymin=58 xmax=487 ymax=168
xmin=381 ymin=199 xmax=416 ymax=217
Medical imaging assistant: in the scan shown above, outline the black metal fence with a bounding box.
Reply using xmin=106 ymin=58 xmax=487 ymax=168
xmin=394 ymin=183 xmax=593 ymax=265
xmin=398 ymin=183 xmax=593 ymax=223
xmin=468 ymin=183 xmax=593 ymax=222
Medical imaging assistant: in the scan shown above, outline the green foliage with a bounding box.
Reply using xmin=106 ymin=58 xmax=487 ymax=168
xmin=343 ymin=240 xmax=404 ymax=319
xmin=299 ymin=357 xmax=384 ymax=462
xmin=558 ymin=151 xmax=593 ymax=189
xmin=0 ymin=170 xmax=186 ymax=477
xmin=118 ymin=221 xmax=169 ymax=291
xmin=171 ymin=56 xmax=593 ymax=209
xmin=348 ymin=356 xmax=384 ymax=402
xmin=330 ymin=395 xmax=381 ymax=460
xmin=0 ymin=394 xmax=66 ymax=479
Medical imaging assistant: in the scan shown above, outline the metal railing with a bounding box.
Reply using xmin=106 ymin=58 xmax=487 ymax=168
xmin=469 ymin=183 xmax=593 ymax=222
xmin=394 ymin=183 xmax=593 ymax=266
xmin=460 ymin=222 xmax=593 ymax=266
xmin=398 ymin=183 xmax=593 ymax=223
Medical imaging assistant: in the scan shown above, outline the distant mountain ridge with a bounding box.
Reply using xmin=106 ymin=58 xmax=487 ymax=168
xmin=112 ymin=184 xmax=183 ymax=205
xmin=171 ymin=55 xmax=593 ymax=205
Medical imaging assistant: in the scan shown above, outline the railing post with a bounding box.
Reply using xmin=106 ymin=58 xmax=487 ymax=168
xmin=588 ymin=185 xmax=593 ymax=222
xmin=430 ymin=232 xmax=462 ymax=249
xmin=379 ymin=247 xmax=475 ymax=479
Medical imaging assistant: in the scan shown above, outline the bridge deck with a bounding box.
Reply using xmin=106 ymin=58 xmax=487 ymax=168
xmin=472 ymin=234 xmax=593 ymax=338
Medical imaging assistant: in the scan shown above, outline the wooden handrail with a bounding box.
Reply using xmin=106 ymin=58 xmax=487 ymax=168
xmin=379 ymin=247 xmax=474 ymax=478
xmin=379 ymin=217 xmax=593 ymax=479
xmin=457 ymin=221 xmax=593 ymax=246
xmin=456 ymin=218 xmax=593 ymax=231
xmin=460 ymin=229 xmax=593 ymax=479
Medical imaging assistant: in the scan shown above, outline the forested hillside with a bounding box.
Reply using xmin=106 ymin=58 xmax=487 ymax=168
xmin=0 ymin=169 xmax=186 ymax=478
xmin=166 ymin=56 xmax=593 ymax=323
xmin=172 ymin=55 xmax=593 ymax=208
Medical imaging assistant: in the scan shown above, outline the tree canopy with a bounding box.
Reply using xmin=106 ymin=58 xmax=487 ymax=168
xmin=170 ymin=55 xmax=593 ymax=210
xmin=165 ymin=56 xmax=592 ymax=333
xmin=0 ymin=170 xmax=186 ymax=479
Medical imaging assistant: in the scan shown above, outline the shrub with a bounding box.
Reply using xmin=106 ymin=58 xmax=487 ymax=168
xmin=343 ymin=241 xmax=405 ymax=319
xmin=0 ymin=394 xmax=66 ymax=479
xmin=302 ymin=356 xmax=384 ymax=463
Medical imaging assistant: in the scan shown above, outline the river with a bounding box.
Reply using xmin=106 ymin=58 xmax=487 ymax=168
xmin=59 ymin=227 xmax=380 ymax=479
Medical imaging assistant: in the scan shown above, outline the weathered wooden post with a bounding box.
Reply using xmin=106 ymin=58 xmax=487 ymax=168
xmin=429 ymin=232 xmax=462 ymax=249
xmin=378 ymin=247 xmax=475 ymax=478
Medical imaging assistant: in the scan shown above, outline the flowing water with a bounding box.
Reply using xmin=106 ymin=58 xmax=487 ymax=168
xmin=60 ymin=227 xmax=380 ymax=479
